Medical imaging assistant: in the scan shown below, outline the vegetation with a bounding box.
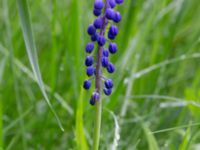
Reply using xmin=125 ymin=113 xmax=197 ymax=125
xmin=0 ymin=0 xmax=200 ymax=149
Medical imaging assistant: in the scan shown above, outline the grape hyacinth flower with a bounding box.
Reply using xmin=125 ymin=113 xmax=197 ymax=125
xmin=83 ymin=0 xmax=124 ymax=106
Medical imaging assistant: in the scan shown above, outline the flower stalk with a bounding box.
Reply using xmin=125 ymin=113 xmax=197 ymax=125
xmin=83 ymin=0 xmax=124 ymax=149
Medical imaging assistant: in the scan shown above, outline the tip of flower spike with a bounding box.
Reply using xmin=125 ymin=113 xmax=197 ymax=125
xmin=83 ymin=80 xmax=91 ymax=90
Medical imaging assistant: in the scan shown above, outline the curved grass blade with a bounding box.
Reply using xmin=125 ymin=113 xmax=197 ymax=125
xmin=16 ymin=0 xmax=64 ymax=131
xmin=105 ymin=109 xmax=120 ymax=150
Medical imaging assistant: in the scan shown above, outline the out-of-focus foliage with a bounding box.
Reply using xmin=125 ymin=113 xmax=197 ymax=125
xmin=0 ymin=0 xmax=200 ymax=149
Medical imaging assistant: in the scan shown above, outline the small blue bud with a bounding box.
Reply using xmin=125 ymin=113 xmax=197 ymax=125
xmin=97 ymin=35 xmax=106 ymax=46
xmin=108 ymin=32 xmax=116 ymax=40
xmin=91 ymin=32 xmax=99 ymax=41
xmin=106 ymin=8 xmax=115 ymax=20
xmin=105 ymin=79 xmax=113 ymax=89
xmin=101 ymin=57 xmax=109 ymax=67
xmin=113 ymin=12 xmax=121 ymax=23
xmin=107 ymin=63 xmax=115 ymax=73
xmin=92 ymin=92 xmax=100 ymax=101
xmin=83 ymin=80 xmax=91 ymax=89
xmin=86 ymin=67 xmax=94 ymax=76
xmin=85 ymin=56 xmax=94 ymax=66
xmin=87 ymin=24 xmax=96 ymax=35
xmin=103 ymin=49 xmax=109 ymax=57
xmin=90 ymin=98 xmax=96 ymax=105
xmin=115 ymin=0 xmax=124 ymax=4
xmin=103 ymin=88 xmax=112 ymax=96
xmin=109 ymin=43 xmax=118 ymax=54
xmin=94 ymin=0 xmax=104 ymax=10
xmin=109 ymin=0 xmax=116 ymax=8
xmin=86 ymin=43 xmax=94 ymax=53
xmin=109 ymin=25 xmax=118 ymax=36
xmin=93 ymin=9 xmax=102 ymax=16
xmin=94 ymin=17 xmax=103 ymax=29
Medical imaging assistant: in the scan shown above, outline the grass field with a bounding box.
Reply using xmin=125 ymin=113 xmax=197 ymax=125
xmin=0 ymin=0 xmax=200 ymax=149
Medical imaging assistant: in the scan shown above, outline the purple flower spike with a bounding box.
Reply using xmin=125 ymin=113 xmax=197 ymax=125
xmin=84 ymin=0 xmax=123 ymax=101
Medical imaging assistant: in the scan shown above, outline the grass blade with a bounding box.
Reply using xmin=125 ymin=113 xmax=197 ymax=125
xmin=16 ymin=0 xmax=64 ymax=131
xmin=0 ymin=57 xmax=7 ymax=149
xmin=142 ymin=124 xmax=159 ymax=150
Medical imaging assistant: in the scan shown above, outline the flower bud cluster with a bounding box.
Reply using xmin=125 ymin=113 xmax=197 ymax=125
xmin=83 ymin=0 xmax=124 ymax=105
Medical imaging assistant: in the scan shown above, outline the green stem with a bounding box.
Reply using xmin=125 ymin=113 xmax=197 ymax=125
xmin=0 ymin=99 xmax=2 ymax=148
xmin=93 ymin=100 xmax=102 ymax=150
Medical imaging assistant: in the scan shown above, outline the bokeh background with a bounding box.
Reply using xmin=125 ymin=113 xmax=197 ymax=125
xmin=0 ymin=0 xmax=200 ymax=149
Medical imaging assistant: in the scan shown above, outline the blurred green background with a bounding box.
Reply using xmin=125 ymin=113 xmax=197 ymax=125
xmin=0 ymin=0 xmax=200 ymax=149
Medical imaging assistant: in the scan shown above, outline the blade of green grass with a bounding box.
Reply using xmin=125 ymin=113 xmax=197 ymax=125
xmin=105 ymin=109 xmax=120 ymax=150
xmin=0 ymin=57 xmax=6 ymax=149
xmin=0 ymin=55 xmax=7 ymax=150
xmin=16 ymin=0 xmax=64 ymax=131
xmin=75 ymin=87 xmax=88 ymax=150
xmin=142 ymin=123 xmax=159 ymax=150
xmin=178 ymin=124 xmax=191 ymax=150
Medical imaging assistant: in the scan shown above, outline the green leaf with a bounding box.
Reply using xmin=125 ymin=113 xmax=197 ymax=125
xmin=142 ymin=123 xmax=159 ymax=150
xmin=16 ymin=0 xmax=64 ymax=131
